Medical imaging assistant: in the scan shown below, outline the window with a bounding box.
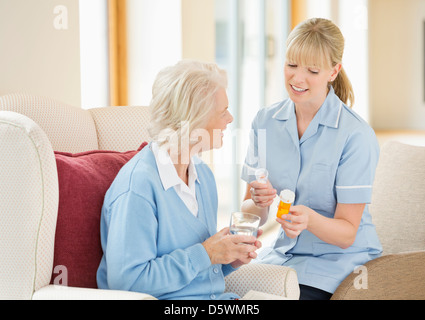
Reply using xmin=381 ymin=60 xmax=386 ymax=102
xmin=79 ymin=0 xmax=109 ymax=109
xmin=214 ymin=0 xmax=290 ymax=229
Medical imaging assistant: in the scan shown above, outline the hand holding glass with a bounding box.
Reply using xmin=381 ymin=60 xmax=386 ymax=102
xmin=229 ymin=212 xmax=261 ymax=238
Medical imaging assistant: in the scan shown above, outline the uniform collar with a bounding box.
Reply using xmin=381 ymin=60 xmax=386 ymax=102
xmin=318 ymin=86 xmax=343 ymax=129
xmin=272 ymin=86 xmax=343 ymax=129
xmin=272 ymin=99 xmax=294 ymax=121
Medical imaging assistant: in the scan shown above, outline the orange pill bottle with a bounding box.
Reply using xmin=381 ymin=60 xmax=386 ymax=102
xmin=276 ymin=189 xmax=295 ymax=219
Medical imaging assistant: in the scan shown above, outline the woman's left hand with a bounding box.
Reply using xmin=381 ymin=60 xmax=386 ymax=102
xmin=230 ymin=229 xmax=263 ymax=269
xmin=276 ymin=205 xmax=313 ymax=238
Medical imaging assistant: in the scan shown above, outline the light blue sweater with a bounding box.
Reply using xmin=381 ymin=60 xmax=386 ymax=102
xmin=96 ymin=144 xmax=238 ymax=300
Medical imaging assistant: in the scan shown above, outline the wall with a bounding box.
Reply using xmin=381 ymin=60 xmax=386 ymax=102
xmin=0 ymin=0 xmax=217 ymax=109
xmin=182 ymin=0 xmax=215 ymax=62
xmin=369 ymin=0 xmax=425 ymax=130
xmin=0 ymin=0 xmax=81 ymax=107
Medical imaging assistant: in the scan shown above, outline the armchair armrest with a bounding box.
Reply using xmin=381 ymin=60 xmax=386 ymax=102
xmin=225 ymin=263 xmax=300 ymax=300
xmin=32 ymin=285 xmax=157 ymax=300
xmin=332 ymin=251 xmax=425 ymax=300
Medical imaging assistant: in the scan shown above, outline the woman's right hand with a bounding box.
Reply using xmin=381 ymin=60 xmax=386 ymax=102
xmin=249 ymin=180 xmax=277 ymax=208
xmin=202 ymin=227 xmax=259 ymax=265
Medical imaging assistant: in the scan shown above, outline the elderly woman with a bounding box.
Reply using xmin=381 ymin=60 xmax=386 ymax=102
xmin=96 ymin=60 xmax=261 ymax=300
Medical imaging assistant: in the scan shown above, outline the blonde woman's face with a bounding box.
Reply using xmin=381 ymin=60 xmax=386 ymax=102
xmin=203 ymin=88 xmax=233 ymax=150
xmin=284 ymin=60 xmax=341 ymax=108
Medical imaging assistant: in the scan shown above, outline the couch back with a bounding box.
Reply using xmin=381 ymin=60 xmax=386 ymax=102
xmin=369 ymin=141 xmax=425 ymax=254
xmin=0 ymin=93 xmax=151 ymax=152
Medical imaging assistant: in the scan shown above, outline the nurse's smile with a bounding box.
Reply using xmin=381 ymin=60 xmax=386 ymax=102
xmin=290 ymin=85 xmax=308 ymax=94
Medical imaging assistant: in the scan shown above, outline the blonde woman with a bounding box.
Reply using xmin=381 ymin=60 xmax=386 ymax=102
xmin=241 ymin=18 xmax=382 ymax=299
xmin=97 ymin=60 xmax=261 ymax=300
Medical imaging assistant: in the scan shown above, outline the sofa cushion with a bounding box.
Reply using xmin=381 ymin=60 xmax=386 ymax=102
xmin=50 ymin=142 xmax=148 ymax=288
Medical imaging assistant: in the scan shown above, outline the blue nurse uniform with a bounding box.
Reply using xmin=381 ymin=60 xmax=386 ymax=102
xmin=241 ymin=87 xmax=382 ymax=294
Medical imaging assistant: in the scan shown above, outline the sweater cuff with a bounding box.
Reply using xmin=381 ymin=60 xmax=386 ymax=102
xmin=222 ymin=263 xmax=238 ymax=277
xmin=186 ymin=243 xmax=212 ymax=273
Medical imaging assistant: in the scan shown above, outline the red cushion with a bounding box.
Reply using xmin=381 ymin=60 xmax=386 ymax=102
xmin=50 ymin=142 xmax=148 ymax=288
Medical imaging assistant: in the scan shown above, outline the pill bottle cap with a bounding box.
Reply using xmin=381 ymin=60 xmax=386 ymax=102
xmin=254 ymin=168 xmax=268 ymax=183
xmin=279 ymin=189 xmax=295 ymax=203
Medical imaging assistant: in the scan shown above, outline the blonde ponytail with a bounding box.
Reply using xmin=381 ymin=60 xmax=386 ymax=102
xmin=332 ymin=67 xmax=354 ymax=107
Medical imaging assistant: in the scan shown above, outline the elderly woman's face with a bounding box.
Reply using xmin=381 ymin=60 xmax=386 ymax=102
xmin=203 ymin=88 xmax=233 ymax=150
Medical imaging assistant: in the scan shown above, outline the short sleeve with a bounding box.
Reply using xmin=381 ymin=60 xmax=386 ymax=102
xmin=241 ymin=114 xmax=267 ymax=183
xmin=241 ymin=124 xmax=258 ymax=183
xmin=335 ymin=127 xmax=380 ymax=204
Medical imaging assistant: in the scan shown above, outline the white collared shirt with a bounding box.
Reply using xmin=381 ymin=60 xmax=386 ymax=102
xmin=151 ymin=142 xmax=199 ymax=217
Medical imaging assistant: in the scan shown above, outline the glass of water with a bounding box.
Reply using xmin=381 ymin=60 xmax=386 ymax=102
xmin=229 ymin=212 xmax=261 ymax=238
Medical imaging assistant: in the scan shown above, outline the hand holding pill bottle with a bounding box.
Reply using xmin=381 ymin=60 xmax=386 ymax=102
xmin=255 ymin=168 xmax=268 ymax=184
xmin=277 ymin=189 xmax=295 ymax=219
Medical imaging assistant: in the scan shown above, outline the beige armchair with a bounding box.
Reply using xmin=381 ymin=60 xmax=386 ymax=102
xmin=332 ymin=141 xmax=425 ymax=299
xmin=0 ymin=93 xmax=299 ymax=300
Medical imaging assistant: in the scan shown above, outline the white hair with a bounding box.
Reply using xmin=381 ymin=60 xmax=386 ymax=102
xmin=148 ymin=60 xmax=228 ymax=153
